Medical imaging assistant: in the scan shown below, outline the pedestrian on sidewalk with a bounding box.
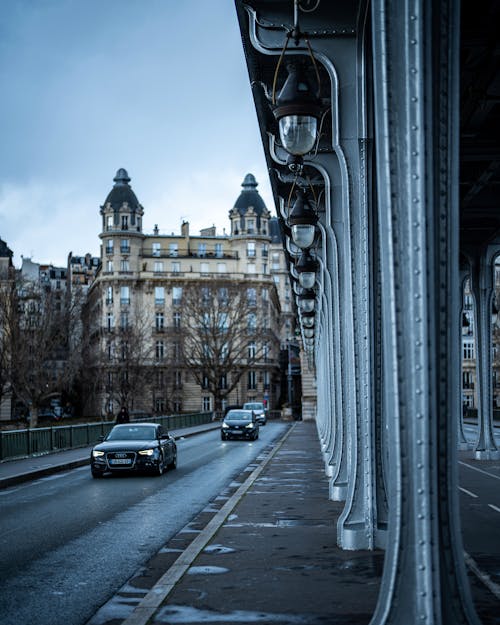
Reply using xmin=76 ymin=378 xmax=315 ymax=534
xmin=116 ymin=406 xmax=130 ymax=424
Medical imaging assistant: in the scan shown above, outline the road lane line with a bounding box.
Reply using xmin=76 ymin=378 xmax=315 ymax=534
xmin=464 ymin=551 xmax=500 ymax=600
xmin=459 ymin=487 xmax=478 ymax=498
xmin=121 ymin=423 xmax=296 ymax=625
xmin=488 ymin=504 xmax=500 ymax=513
xmin=459 ymin=461 xmax=500 ymax=481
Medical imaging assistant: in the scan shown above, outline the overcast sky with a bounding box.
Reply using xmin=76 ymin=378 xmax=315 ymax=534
xmin=0 ymin=0 xmax=274 ymax=267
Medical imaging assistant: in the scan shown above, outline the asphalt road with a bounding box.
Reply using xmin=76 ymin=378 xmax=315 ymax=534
xmin=0 ymin=423 xmax=288 ymax=625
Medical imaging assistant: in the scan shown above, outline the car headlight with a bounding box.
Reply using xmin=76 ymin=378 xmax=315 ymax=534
xmin=245 ymin=423 xmax=255 ymax=429
xmin=222 ymin=422 xmax=229 ymax=429
xmin=138 ymin=449 xmax=155 ymax=456
xmin=92 ymin=450 xmax=105 ymax=457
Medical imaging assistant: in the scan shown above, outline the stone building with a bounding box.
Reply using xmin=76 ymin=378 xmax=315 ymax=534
xmin=84 ymin=169 xmax=294 ymax=418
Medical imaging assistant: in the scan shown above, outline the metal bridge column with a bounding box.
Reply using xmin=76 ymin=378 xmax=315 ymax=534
xmin=370 ymin=0 xmax=480 ymax=623
xmin=469 ymin=249 xmax=500 ymax=460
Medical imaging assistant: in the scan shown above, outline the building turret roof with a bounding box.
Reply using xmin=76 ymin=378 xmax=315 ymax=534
xmin=103 ymin=168 xmax=141 ymax=211
xmin=233 ymin=173 xmax=267 ymax=215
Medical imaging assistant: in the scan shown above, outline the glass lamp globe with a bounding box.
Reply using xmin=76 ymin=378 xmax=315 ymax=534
xmin=301 ymin=315 xmax=314 ymax=328
xmin=298 ymin=297 xmax=315 ymax=313
xmin=303 ymin=328 xmax=315 ymax=339
xmin=279 ymin=115 xmax=318 ymax=156
xmin=291 ymin=224 xmax=316 ymax=249
xmin=299 ymin=271 xmax=316 ymax=289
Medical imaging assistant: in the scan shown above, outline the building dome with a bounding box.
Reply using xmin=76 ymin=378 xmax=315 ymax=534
xmin=103 ymin=168 xmax=140 ymax=211
xmin=233 ymin=173 xmax=268 ymax=216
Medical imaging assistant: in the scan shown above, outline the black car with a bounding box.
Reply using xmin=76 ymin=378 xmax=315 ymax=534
xmin=221 ymin=409 xmax=259 ymax=441
xmin=90 ymin=422 xmax=177 ymax=478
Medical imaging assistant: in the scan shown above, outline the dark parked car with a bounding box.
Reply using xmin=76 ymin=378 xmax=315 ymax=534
xmin=90 ymin=423 xmax=177 ymax=478
xmin=221 ymin=409 xmax=259 ymax=441
xmin=242 ymin=401 xmax=267 ymax=425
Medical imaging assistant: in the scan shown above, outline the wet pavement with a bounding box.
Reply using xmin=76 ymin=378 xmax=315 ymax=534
xmin=87 ymin=422 xmax=384 ymax=625
xmin=2 ymin=420 xmax=498 ymax=624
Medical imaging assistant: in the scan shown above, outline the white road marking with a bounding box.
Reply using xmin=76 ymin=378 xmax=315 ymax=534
xmin=464 ymin=551 xmax=500 ymax=600
xmin=488 ymin=504 xmax=500 ymax=513
xmin=459 ymin=461 xmax=500 ymax=481
xmin=459 ymin=487 xmax=478 ymax=498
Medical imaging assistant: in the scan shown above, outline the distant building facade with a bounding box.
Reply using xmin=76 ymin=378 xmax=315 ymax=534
xmin=84 ymin=169 xmax=295 ymax=417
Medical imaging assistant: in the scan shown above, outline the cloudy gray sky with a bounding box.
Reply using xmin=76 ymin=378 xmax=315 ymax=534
xmin=0 ymin=0 xmax=273 ymax=267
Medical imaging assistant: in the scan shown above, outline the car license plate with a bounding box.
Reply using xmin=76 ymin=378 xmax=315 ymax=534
xmin=109 ymin=459 xmax=132 ymax=465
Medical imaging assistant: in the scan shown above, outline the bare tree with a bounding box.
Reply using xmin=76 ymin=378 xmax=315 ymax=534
xmin=6 ymin=279 xmax=80 ymax=427
xmin=84 ymin=302 xmax=154 ymax=417
xmin=179 ymin=280 xmax=263 ymax=411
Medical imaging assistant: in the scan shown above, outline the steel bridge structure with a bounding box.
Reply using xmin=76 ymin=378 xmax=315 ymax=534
xmin=234 ymin=1 xmax=499 ymax=623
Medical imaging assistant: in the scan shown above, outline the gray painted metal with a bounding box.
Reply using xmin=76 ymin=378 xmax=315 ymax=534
xmin=234 ymin=0 xmax=482 ymax=621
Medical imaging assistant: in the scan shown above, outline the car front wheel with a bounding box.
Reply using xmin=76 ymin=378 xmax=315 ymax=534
xmin=168 ymin=450 xmax=177 ymax=470
xmin=91 ymin=469 xmax=104 ymax=479
xmin=153 ymin=454 xmax=165 ymax=476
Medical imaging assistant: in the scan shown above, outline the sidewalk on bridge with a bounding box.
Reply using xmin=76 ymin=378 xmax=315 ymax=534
xmin=0 ymin=421 xmax=221 ymax=490
xmin=89 ymin=421 xmax=385 ymax=625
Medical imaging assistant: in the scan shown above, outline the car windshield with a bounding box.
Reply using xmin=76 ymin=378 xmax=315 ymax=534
xmin=225 ymin=411 xmax=252 ymax=421
xmin=107 ymin=426 xmax=157 ymax=441
xmin=244 ymin=403 xmax=263 ymax=410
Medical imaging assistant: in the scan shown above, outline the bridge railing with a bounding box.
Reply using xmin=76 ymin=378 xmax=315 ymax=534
xmin=0 ymin=412 xmax=214 ymax=462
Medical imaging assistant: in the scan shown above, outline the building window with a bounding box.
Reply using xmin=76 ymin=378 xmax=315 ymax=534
xmin=155 ymin=286 xmax=165 ymax=305
xmin=120 ymin=286 xmax=130 ymax=305
xmin=173 ymin=342 xmax=181 ymax=360
xmin=106 ymin=312 xmax=114 ymax=331
xmin=120 ymin=312 xmax=129 ymax=329
xmin=198 ymin=243 xmax=207 ymax=257
xmin=120 ymin=259 xmax=130 ymax=272
xmin=174 ymin=370 xmax=182 ymax=389
xmin=248 ymin=341 xmax=256 ymax=359
xmin=173 ymin=400 xmax=182 ymax=413
xmin=154 ymin=261 xmax=164 ymax=273
xmin=247 ymin=242 xmax=256 ymax=257
xmin=173 ymin=286 xmax=182 ymax=305
xmin=201 ymin=287 xmax=211 ymax=305
xmin=169 ymin=243 xmax=178 ymax=257
xmin=273 ymin=275 xmax=280 ymax=285
xmin=106 ymin=215 xmax=113 ymax=231
xmin=105 ymin=240 xmax=114 ymax=254
xmin=121 ymin=215 xmax=129 ymax=230
xmin=218 ymin=287 xmax=228 ymax=303
xmin=248 ymin=370 xmax=256 ymax=390
xmin=263 ymin=342 xmax=269 ymax=361
xmin=106 ymin=286 xmax=113 ymax=305
xmin=217 ymin=263 xmax=226 ymax=273
xmin=156 ymin=341 xmax=165 ymax=360
xmin=155 ymin=398 xmax=165 ymax=413
xmin=152 ymin=243 xmax=161 ymax=257
xmin=247 ymin=313 xmax=257 ymax=332
xmin=171 ymin=261 xmax=180 ymax=273
xmin=463 ymin=340 xmax=474 ymax=360
xmin=462 ymin=371 xmax=474 ymax=389
xmin=202 ymin=373 xmax=209 ymax=389
xmin=120 ymin=239 xmax=130 ymax=254
xmin=247 ymin=288 xmax=257 ymax=306
xmin=202 ymin=396 xmax=211 ymax=411
xmin=261 ymin=244 xmax=268 ymax=258
xmin=263 ymin=371 xmax=270 ymax=388
xmin=201 ymin=262 xmax=209 ymax=274
xmin=154 ymin=370 xmax=165 ymax=388
xmin=107 ymin=343 xmax=113 ymax=361
xmin=156 ymin=312 xmax=164 ymax=331
xmin=464 ymin=294 xmax=473 ymax=310
xmin=215 ymin=243 xmax=223 ymax=258
xmin=173 ymin=312 xmax=181 ymax=328
xmin=262 ymin=288 xmax=269 ymax=301
xmin=263 ymin=263 xmax=268 ymax=274
xmin=272 ymin=253 xmax=280 ymax=270
xmin=106 ymin=260 xmax=113 ymax=273
xmin=219 ymin=374 xmax=227 ymax=389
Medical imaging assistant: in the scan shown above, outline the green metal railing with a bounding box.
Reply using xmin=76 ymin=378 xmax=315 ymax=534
xmin=0 ymin=412 xmax=213 ymax=462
